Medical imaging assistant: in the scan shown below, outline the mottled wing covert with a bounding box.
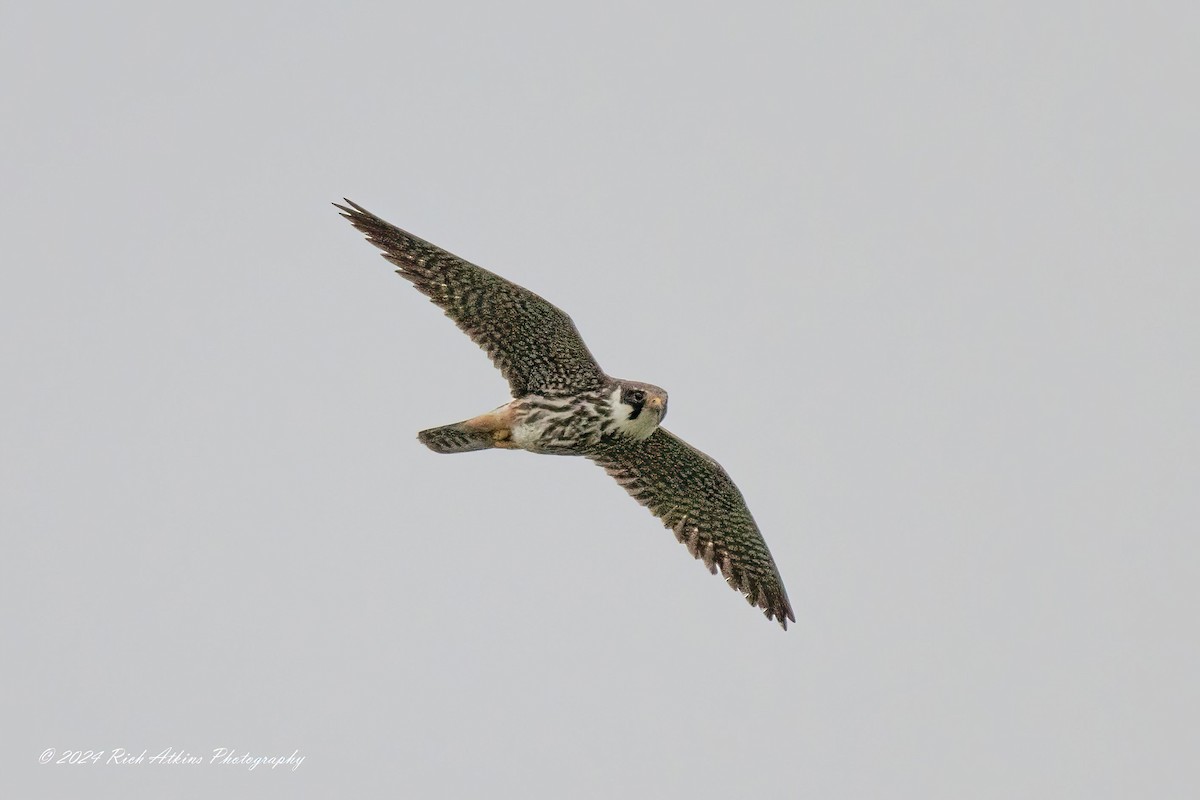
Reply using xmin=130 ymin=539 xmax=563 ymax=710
xmin=337 ymin=200 xmax=608 ymax=397
xmin=590 ymin=428 xmax=795 ymax=629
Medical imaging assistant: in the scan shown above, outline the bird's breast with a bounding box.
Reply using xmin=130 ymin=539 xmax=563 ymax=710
xmin=510 ymin=393 xmax=611 ymax=454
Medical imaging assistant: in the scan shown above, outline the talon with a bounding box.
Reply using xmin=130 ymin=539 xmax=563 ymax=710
xmin=492 ymin=429 xmax=511 ymax=441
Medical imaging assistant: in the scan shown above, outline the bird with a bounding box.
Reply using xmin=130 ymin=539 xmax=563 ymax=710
xmin=336 ymin=199 xmax=795 ymax=629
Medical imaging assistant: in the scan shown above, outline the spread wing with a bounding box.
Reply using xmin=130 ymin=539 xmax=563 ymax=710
xmin=589 ymin=428 xmax=795 ymax=629
xmin=336 ymin=200 xmax=608 ymax=397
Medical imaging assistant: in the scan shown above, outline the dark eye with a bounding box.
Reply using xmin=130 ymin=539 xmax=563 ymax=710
xmin=626 ymin=389 xmax=646 ymax=404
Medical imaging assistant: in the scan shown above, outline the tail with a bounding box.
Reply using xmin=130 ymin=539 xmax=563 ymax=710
xmin=417 ymin=421 xmax=498 ymax=454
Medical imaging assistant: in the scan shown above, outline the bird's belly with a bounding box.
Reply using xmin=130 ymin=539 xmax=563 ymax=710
xmin=511 ymin=397 xmax=605 ymax=455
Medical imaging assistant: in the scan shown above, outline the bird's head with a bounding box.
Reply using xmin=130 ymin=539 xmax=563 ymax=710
xmin=610 ymin=380 xmax=668 ymax=440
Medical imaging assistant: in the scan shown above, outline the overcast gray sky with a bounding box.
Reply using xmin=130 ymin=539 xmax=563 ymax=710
xmin=3 ymin=2 xmax=1197 ymax=798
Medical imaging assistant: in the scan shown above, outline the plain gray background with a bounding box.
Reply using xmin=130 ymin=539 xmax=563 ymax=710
xmin=3 ymin=2 xmax=1197 ymax=798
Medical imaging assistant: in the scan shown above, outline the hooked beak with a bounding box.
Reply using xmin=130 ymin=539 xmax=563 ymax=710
xmin=647 ymin=396 xmax=666 ymax=421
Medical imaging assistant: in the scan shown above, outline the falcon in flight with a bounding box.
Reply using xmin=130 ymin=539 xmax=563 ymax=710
xmin=337 ymin=200 xmax=794 ymax=629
